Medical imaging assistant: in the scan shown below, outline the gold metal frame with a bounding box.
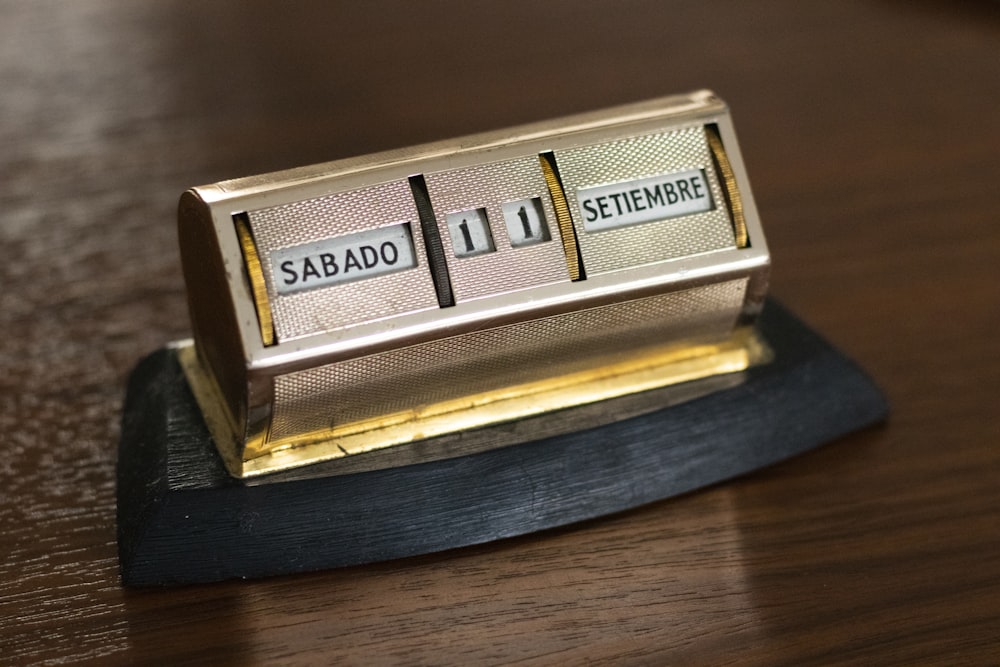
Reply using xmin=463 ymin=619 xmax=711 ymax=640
xmin=177 ymin=90 xmax=771 ymax=478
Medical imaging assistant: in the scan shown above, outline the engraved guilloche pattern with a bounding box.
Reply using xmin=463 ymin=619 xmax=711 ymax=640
xmin=248 ymin=180 xmax=440 ymax=342
xmin=423 ymin=155 xmax=570 ymax=303
xmin=269 ymin=279 xmax=747 ymax=441
xmin=555 ymin=125 xmax=736 ymax=275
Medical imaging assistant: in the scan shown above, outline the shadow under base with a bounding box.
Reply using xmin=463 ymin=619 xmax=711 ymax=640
xmin=117 ymin=299 xmax=887 ymax=586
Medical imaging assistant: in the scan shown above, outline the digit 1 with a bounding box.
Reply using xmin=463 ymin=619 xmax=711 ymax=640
xmin=459 ymin=219 xmax=475 ymax=252
xmin=517 ymin=205 xmax=533 ymax=239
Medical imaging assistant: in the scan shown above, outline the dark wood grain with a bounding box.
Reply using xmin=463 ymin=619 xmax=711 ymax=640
xmin=1 ymin=1 xmax=998 ymax=664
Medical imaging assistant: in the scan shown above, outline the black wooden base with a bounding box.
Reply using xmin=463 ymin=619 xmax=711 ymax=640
xmin=117 ymin=300 xmax=887 ymax=586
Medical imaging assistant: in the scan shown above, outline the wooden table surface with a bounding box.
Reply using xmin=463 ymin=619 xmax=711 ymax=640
xmin=2 ymin=2 xmax=998 ymax=664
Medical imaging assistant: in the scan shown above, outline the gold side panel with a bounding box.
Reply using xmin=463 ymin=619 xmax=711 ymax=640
xmin=233 ymin=216 xmax=275 ymax=346
xmin=539 ymin=153 xmax=582 ymax=281
xmin=555 ymin=125 xmax=736 ymax=275
xmin=268 ymin=279 xmax=747 ymax=443
xmin=247 ymin=180 xmax=440 ymax=342
xmin=706 ymin=125 xmax=749 ymax=248
xmin=423 ymin=155 xmax=570 ymax=302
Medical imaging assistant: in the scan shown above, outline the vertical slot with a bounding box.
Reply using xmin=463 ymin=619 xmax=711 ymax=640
xmin=705 ymin=124 xmax=749 ymax=248
xmin=233 ymin=212 xmax=276 ymax=346
xmin=408 ymin=174 xmax=455 ymax=307
xmin=539 ymin=151 xmax=585 ymax=281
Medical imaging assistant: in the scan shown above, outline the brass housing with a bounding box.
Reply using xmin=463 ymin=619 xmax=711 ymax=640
xmin=178 ymin=90 xmax=770 ymax=478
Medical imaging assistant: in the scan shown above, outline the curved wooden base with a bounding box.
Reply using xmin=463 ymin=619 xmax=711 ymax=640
xmin=117 ymin=299 xmax=887 ymax=586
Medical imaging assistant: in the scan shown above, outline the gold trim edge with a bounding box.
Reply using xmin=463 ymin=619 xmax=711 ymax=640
xmin=178 ymin=329 xmax=772 ymax=479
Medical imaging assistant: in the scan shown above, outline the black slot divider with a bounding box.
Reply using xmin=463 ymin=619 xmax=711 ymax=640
xmin=408 ymin=175 xmax=455 ymax=308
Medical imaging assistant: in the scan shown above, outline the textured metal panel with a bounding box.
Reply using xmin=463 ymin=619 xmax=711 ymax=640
xmin=247 ymin=180 xmax=440 ymax=341
xmin=423 ymin=155 xmax=570 ymax=303
xmin=270 ymin=279 xmax=747 ymax=440
xmin=555 ymin=125 xmax=736 ymax=275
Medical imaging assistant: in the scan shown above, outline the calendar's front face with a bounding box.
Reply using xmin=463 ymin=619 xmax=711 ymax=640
xmin=177 ymin=90 xmax=770 ymax=477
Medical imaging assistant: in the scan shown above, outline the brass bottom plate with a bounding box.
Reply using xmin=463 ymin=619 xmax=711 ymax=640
xmin=178 ymin=329 xmax=771 ymax=478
